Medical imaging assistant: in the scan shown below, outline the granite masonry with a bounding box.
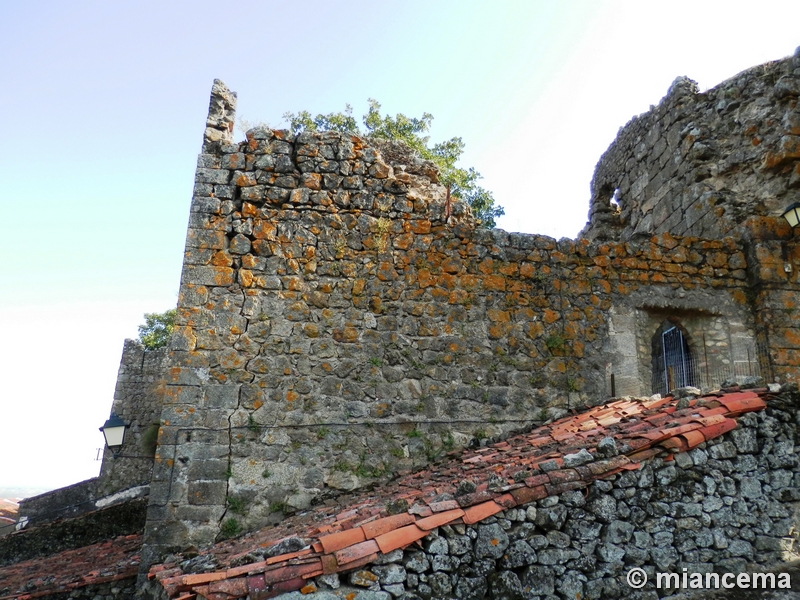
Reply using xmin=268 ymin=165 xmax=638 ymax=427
xmin=3 ymin=49 xmax=800 ymax=600
xmin=144 ymin=53 xmax=800 ymax=561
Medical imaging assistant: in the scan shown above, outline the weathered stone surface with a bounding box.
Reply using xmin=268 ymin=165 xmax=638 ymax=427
xmin=489 ymin=570 xmax=523 ymax=600
xmin=533 ymin=503 xmax=567 ymax=531
xmin=134 ymin=60 xmax=800 ymax=584
xmin=475 ymin=523 xmax=509 ymax=559
xmin=499 ymin=540 xmax=536 ymax=569
xmin=603 ymin=520 xmax=635 ymax=544
xmin=454 ymin=576 xmax=487 ymax=600
xmin=588 ymin=495 xmax=617 ymax=523
xmin=521 ymin=565 xmax=555 ymax=596
xmin=563 ymin=448 xmax=594 ymax=467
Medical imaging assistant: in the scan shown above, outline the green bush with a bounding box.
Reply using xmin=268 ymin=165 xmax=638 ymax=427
xmin=220 ymin=518 xmax=242 ymax=539
xmin=545 ymin=334 xmax=565 ymax=352
xmin=284 ymin=101 xmax=504 ymax=227
xmin=227 ymin=496 xmax=246 ymax=514
xmin=137 ymin=309 xmax=176 ymax=349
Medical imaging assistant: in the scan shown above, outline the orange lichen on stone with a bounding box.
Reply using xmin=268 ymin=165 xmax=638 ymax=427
xmin=487 ymin=308 xmax=510 ymax=323
xmin=482 ymin=275 xmax=506 ymax=291
xmin=416 ymin=270 xmax=436 ymax=288
xmin=543 ymin=309 xmax=559 ymax=324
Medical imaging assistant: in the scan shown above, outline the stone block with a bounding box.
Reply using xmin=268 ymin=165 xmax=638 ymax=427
xmin=474 ymin=523 xmax=509 ymax=559
xmin=522 ymin=565 xmax=554 ymax=596
xmin=739 ymin=477 xmax=763 ymax=499
xmin=709 ymin=441 xmax=738 ymax=460
xmin=183 ymin=265 xmax=235 ymax=286
xmin=187 ymin=480 xmax=227 ymax=505
xmin=196 ymin=168 xmax=230 ymax=184
xmin=187 ymin=458 xmax=229 ymax=481
xmin=204 ymin=385 xmax=240 ymax=409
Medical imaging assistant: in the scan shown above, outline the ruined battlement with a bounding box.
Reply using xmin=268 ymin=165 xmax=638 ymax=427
xmin=582 ymin=48 xmax=800 ymax=243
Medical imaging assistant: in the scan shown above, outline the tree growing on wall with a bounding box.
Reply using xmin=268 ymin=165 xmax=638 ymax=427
xmin=283 ymin=100 xmax=504 ymax=228
xmin=137 ymin=309 xmax=176 ymax=350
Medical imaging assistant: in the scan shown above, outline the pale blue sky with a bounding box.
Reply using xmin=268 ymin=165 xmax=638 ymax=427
xmin=1 ymin=0 xmax=798 ymax=490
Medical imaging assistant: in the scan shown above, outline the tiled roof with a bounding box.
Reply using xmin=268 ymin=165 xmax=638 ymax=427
xmin=0 ymin=534 xmax=141 ymax=599
xmin=148 ymin=388 xmax=770 ymax=600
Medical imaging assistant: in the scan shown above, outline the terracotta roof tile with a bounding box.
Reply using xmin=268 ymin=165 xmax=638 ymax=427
xmin=627 ymin=447 xmax=662 ymax=462
xmin=548 ymin=469 xmax=581 ymax=485
xmin=718 ymin=394 xmax=767 ymax=415
xmin=495 ymin=493 xmax=517 ymax=508
xmin=462 ymin=500 xmax=503 ymax=524
xmin=426 ymin=499 xmax=460 ymax=512
xmin=455 ymin=490 xmax=496 ymax=508
xmin=270 ymin=577 xmax=306 ymax=595
xmin=264 ymin=548 xmax=311 ymax=565
xmin=415 ymin=508 xmax=465 ymax=530
xmin=681 ymin=430 xmax=706 ymax=448
xmin=509 ymin=484 xmax=548 ymax=505
xmin=0 ymin=534 xmax=141 ymax=599
xmin=320 ymin=553 xmax=338 ymax=575
xmin=660 ymin=436 xmax=690 ymax=452
xmin=698 ymin=418 xmax=738 ymax=439
xmin=262 ymin=561 xmax=321 ymax=586
xmin=374 ymin=524 xmax=428 ymax=554
xmin=361 ymin=513 xmax=416 ymax=539
xmin=334 ymin=539 xmax=380 ymax=565
xmin=183 ymin=571 xmax=228 ymax=586
xmin=318 ymin=527 xmax=366 ymax=553
xmin=408 ymin=503 xmax=433 ymax=517
xmin=246 ymin=573 xmax=268 ymax=595
xmin=208 ymin=577 xmax=248 ymax=596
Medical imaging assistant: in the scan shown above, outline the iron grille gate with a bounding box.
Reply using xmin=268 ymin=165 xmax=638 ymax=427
xmin=654 ymin=326 xmax=694 ymax=394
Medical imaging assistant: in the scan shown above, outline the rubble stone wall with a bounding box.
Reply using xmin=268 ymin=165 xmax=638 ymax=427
xmin=141 ymin=81 xmax=775 ymax=562
xmin=581 ymin=48 xmax=800 ymax=243
xmin=17 ymin=478 xmax=103 ymax=527
xmin=277 ymin=396 xmax=800 ymax=600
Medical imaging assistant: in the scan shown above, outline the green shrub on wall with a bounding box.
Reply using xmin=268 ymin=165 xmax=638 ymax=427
xmin=140 ymin=423 xmax=160 ymax=456
xmin=283 ymin=100 xmax=505 ymax=227
xmin=137 ymin=309 xmax=176 ymax=350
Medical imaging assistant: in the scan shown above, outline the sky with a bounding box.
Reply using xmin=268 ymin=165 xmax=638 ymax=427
xmin=1 ymin=0 xmax=799 ymax=492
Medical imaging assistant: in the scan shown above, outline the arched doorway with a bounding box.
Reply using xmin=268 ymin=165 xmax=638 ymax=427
xmin=651 ymin=320 xmax=696 ymax=395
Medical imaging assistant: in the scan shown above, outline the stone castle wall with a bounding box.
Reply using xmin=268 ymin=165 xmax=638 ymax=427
xmin=581 ymin=48 xmax=800 ymax=242
xmin=140 ymin=80 xmax=792 ymax=561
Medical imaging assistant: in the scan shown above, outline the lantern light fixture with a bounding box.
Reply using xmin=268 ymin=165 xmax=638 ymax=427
xmin=99 ymin=413 xmax=127 ymax=457
xmin=781 ymin=202 xmax=800 ymax=228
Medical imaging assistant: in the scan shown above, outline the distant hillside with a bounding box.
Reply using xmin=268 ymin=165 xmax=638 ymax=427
xmin=0 ymin=499 xmax=18 ymax=538
xmin=0 ymin=485 xmax=53 ymax=502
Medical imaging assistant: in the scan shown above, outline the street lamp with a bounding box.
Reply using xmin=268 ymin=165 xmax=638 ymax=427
xmin=100 ymin=413 xmax=127 ymax=457
xmin=782 ymin=202 xmax=800 ymax=228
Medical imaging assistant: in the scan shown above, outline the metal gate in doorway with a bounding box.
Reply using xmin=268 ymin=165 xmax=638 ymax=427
xmin=652 ymin=326 xmax=695 ymax=395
